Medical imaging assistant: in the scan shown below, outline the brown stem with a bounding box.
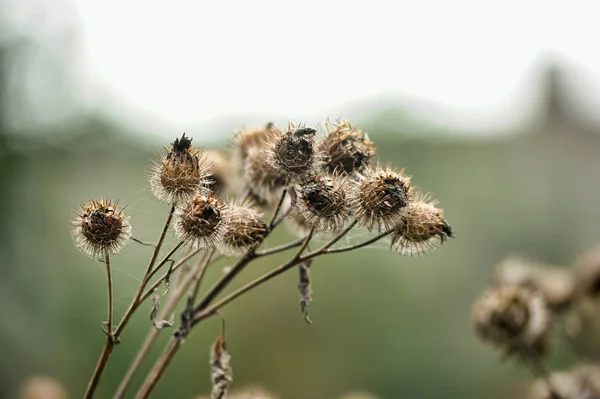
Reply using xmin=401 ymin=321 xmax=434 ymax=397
xmin=113 ymin=252 xmax=213 ymax=399
xmin=83 ymin=205 xmax=176 ymax=398
xmin=135 ymin=339 xmax=182 ymax=399
xmin=269 ymin=186 xmax=288 ymax=229
xmin=255 ymin=237 xmax=305 ymax=257
xmin=104 ymin=251 xmax=114 ymax=337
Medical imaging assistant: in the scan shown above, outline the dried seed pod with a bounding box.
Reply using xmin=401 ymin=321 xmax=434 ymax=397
xmin=71 ymin=199 xmax=131 ymax=259
xmin=243 ymin=146 xmax=287 ymax=207
xmin=574 ymin=246 xmax=600 ymax=300
xmin=203 ymin=149 xmax=232 ymax=196
xmin=210 ymin=334 xmax=232 ymax=399
xmin=149 ymin=133 xmax=212 ymax=203
xmin=292 ymin=174 xmax=350 ymax=233
xmin=317 ymin=120 xmax=375 ymax=175
xmin=218 ymin=203 xmax=268 ymax=256
xmin=527 ymin=365 xmax=600 ymax=399
xmin=351 ymin=166 xmax=412 ymax=232
xmin=390 ymin=194 xmax=453 ymax=256
xmin=472 ymin=285 xmax=550 ymax=357
xmin=298 ymin=259 xmax=314 ymax=324
xmin=175 ymin=194 xmax=228 ymax=249
xmin=265 ymin=123 xmax=318 ymax=178
xmin=493 ymin=257 xmax=575 ymax=311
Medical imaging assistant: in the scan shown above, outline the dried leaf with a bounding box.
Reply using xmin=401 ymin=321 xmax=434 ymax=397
xmin=210 ymin=334 xmax=232 ymax=399
xmin=298 ymin=259 xmax=314 ymax=324
xmin=150 ymin=289 xmax=174 ymax=330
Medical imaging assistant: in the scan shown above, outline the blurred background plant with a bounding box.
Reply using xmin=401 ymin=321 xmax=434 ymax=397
xmin=1 ymin=0 xmax=600 ymax=398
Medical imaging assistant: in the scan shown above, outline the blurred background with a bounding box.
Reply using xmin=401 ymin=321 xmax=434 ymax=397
xmin=1 ymin=0 xmax=600 ymax=398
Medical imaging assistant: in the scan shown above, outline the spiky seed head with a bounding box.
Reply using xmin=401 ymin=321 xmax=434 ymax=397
xmin=243 ymin=146 xmax=287 ymax=207
xmin=218 ymin=203 xmax=268 ymax=256
xmin=175 ymin=194 xmax=228 ymax=249
xmin=203 ymin=149 xmax=231 ymax=195
xmin=472 ymin=285 xmax=550 ymax=357
xmin=235 ymin=123 xmax=275 ymax=162
xmin=493 ymin=257 xmax=575 ymax=311
xmin=292 ymin=174 xmax=350 ymax=232
xmin=266 ymin=123 xmax=317 ymax=178
xmin=527 ymin=365 xmax=600 ymax=399
xmin=575 ymin=246 xmax=600 ymax=300
xmin=318 ymin=120 xmax=375 ymax=175
xmin=351 ymin=166 xmax=412 ymax=232
xmin=390 ymin=195 xmax=453 ymax=256
xmin=71 ymin=199 xmax=131 ymax=259
xmin=149 ymin=133 xmax=212 ymax=203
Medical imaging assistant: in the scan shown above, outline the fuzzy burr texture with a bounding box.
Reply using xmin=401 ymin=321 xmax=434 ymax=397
xmin=175 ymin=194 xmax=229 ymax=249
xmin=292 ymin=174 xmax=350 ymax=233
xmin=472 ymin=285 xmax=550 ymax=357
xmin=150 ymin=133 xmax=212 ymax=203
xmin=218 ymin=204 xmax=268 ymax=256
xmin=390 ymin=196 xmax=453 ymax=256
xmin=210 ymin=334 xmax=232 ymax=399
xmin=318 ymin=120 xmax=376 ymax=175
xmin=527 ymin=364 xmax=600 ymax=399
xmin=203 ymin=149 xmax=232 ymax=196
xmin=71 ymin=199 xmax=131 ymax=259
xmin=352 ymin=166 xmax=412 ymax=232
xmin=266 ymin=123 xmax=318 ymax=178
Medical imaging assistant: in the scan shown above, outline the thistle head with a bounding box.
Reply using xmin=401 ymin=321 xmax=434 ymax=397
xmin=175 ymin=194 xmax=228 ymax=249
xmin=150 ymin=133 xmax=212 ymax=204
xmin=390 ymin=194 xmax=453 ymax=256
xmin=351 ymin=166 xmax=412 ymax=232
xmin=218 ymin=202 xmax=268 ymax=256
xmin=291 ymin=173 xmax=350 ymax=233
xmin=266 ymin=123 xmax=317 ymax=178
xmin=71 ymin=199 xmax=131 ymax=259
xmin=472 ymin=285 xmax=550 ymax=357
xmin=318 ymin=120 xmax=375 ymax=175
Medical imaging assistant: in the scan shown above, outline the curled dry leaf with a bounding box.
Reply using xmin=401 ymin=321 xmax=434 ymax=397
xmin=211 ymin=333 xmax=233 ymax=399
xmin=298 ymin=259 xmax=314 ymax=324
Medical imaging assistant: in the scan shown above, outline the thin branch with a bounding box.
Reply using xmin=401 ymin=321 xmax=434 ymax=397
xmin=104 ymin=250 xmax=114 ymax=338
xmin=135 ymin=339 xmax=182 ymax=399
xmin=269 ymin=185 xmax=288 ymax=229
xmin=113 ymin=252 xmax=214 ymax=399
xmin=255 ymin=237 xmax=305 ymax=257
xmin=84 ymin=205 xmax=176 ymax=398
xmin=323 ymin=229 xmax=392 ymax=254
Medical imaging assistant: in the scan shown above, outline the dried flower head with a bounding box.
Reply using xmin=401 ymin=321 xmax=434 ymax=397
xmin=527 ymin=365 xmax=600 ymax=399
xmin=472 ymin=285 xmax=550 ymax=357
xmin=243 ymin=146 xmax=287 ymax=207
xmin=318 ymin=120 xmax=375 ymax=175
xmin=575 ymin=246 xmax=600 ymax=300
xmin=71 ymin=199 xmax=131 ymax=259
xmin=493 ymin=257 xmax=575 ymax=311
xmin=218 ymin=203 xmax=268 ymax=256
xmin=150 ymin=133 xmax=211 ymax=203
xmin=351 ymin=166 xmax=412 ymax=232
xmin=235 ymin=123 xmax=275 ymax=162
xmin=291 ymin=174 xmax=350 ymax=232
xmin=203 ymin=149 xmax=232 ymax=195
xmin=390 ymin=195 xmax=453 ymax=256
xmin=266 ymin=123 xmax=318 ymax=178
xmin=175 ymin=194 xmax=228 ymax=249
xmin=210 ymin=333 xmax=232 ymax=399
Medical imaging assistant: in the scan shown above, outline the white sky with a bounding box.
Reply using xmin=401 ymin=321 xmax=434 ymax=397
xmin=11 ymin=0 xmax=600 ymax=137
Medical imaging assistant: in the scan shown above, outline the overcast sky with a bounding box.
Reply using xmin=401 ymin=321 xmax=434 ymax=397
xmin=7 ymin=0 xmax=600 ymax=138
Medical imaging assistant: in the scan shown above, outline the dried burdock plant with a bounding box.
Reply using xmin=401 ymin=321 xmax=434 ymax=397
xmin=71 ymin=122 xmax=453 ymax=399
xmin=472 ymin=285 xmax=550 ymax=358
xmin=149 ymin=133 xmax=211 ymax=204
xmin=389 ymin=193 xmax=453 ymax=256
xmin=71 ymin=199 xmax=131 ymax=260
xmin=473 ymin=246 xmax=600 ymax=398
xmin=351 ymin=166 xmax=412 ymax=232
xmin=291 ymin=173 xmax=351 ymax=233
xmin=318 ymin=120 xmax=376 ymax=175
xmin=174 ymin=193 xmax=229 ymax=249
